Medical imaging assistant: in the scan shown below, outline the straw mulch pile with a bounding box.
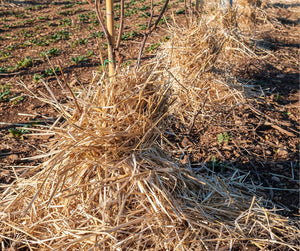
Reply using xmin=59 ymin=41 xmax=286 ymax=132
xmin=1 ymin=4 xmax=299 ymax=251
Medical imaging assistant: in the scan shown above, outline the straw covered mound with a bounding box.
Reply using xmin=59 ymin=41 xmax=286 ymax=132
xmin=1 ymin=7 xmax=299 ymax=251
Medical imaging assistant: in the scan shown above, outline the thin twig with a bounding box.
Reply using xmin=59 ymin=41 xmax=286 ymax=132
xmin=115 ymin=0 xmax=124 ymax=50
xmin=115 ymin=0 xmax=125 ymax=69
xmin=189 ymin=93 xmax=209 ymax=134
xmin=136 ymin=0 xmax=170 ymax=68
xmin=56 ymin=60 xmax=82 ymax=113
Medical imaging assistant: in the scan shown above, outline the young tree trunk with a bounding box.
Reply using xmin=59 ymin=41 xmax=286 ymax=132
xmin=106 ymin=0 xmax=115 ymax=77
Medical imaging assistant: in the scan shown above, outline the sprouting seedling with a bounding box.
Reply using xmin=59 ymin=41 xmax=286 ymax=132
xmin=33 ymin=73 xmax=44 ymax=82
xmin=0 ymin=88 xmax=10 ymax=101
xmin=71 ymin=55 xmax=88 ymax=64
xmin=8 ymin=127 xmax=29 ymax=139
xmin=17 ymin=56 xmax=33 ymax=69
xmin=217 ymin=132 xmax=231 ymax=144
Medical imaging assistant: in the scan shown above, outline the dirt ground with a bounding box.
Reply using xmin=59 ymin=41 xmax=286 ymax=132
xmin=0 ymin=0 xmax=299 ymax=219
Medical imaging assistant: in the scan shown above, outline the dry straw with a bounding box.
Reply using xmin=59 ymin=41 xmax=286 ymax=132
xmin=1 ymin=2 xmax=299 ymax=250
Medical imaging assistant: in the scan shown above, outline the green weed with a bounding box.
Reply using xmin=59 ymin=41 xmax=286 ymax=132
xmin=11 ymin=95 xmax=24 ymax=105
xmin=158 ymin=17 xmax=169 ymax=25
xmin=146 ymin=42 xmax=160 ymax=52
xmin=60 ymin=18 xmax=72 ymax=26
xmin=78 ymin=13 xmax=90 ymax=23
xmin=58 ymin=10 xmax=74 ymax=16
xmin=217 ymin=132 xmax=231 ymax=144
xmin=8 ymin=127 xmax=29 ymax=139
xmin=44 ymin=67 xmax=60 ymax=76
xmin=71 ymin=55 xmax=88 ymax=64
xmin=28 ymin=38 xmax=49 ymax=46
xmin=121 ymin=31 xmax=138 ymax=40
xmin=38 ymin=15 xmax=50 ymax=20
xmin=87 ymin=50 xmax=94 ymax=57
xmin=33 ymin=73 xmax=44 ymax=82
xmin=138 ymin=24 xmax=147 ymax=30
xmin=175 ymin=9 xmax=185 ymax=14
xmin=50 ymin=30 xmax=72 ymax=42
xmin=40 ymin=48 xmax=61 ymax=58
xmin=0 ymin=83 xmax=12 ymax=102
xmin=90 ymin=31 xmax=104 ymax=38
xmin=17 ymin=56 xmax=33 ymax=69
xmin=0 ymin=88 xmax=10 ymax=101
xmin=62 ymin=3 xmax=75 ymax=9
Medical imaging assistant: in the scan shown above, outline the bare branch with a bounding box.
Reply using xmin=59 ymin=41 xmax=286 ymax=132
xmin=147 ymin=0 xmax=154 ymax=30
xmin=115 ymin=0 xmax=124 ymax=50
xmin=151 ymin=0 xmax=169 ymax=33
xmin=136 ymin=0 xmax=170 ymax=68
xmin=95 ymin=0 xmax=110 ymax=45
xmin=56 ymin=59 xmax=82 ymax=114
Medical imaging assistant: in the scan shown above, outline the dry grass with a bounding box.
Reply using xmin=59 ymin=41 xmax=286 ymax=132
xmin=0 ymin=1 xmax=299 ymax=250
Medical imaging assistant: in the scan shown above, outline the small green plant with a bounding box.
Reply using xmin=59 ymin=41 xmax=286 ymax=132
xmin=0 ymin=88 xmax=10 ymax=101
xmin=11 ymin=95 xmax=24 ymax=105
xmin=114 ymin=3 xmax=121 ymax=10
xmin=161 ymin=36 xmax=171 ymax=42
xmin=78 ymin=38 xmax=88 ymax=45
xmin=58 ymin=10 xmax=74 ymax=16
xmin=38 ymin=15 xmax=49 ymax=20
xmin=62 ymin=3 xmax=75 ymax=9
xmin=91 ymin=19 xmax=99 ymax=26
xmin=60 ymin=17 xmax=72 ymax=26
xmin=6 ymin=45 xmax=16 ymax=51
xmin=121 ymin=60 xmax=132 ymax=67
xmin=30 ymin=38 xmax=50 ymax=46
xmin=121 ymin=31 xmax=138 ymax=40
xmin=17 ymin=56 xmax=33 ymax=69
xmin=0 ymin=65 xmax=17 ymax=73
xmin=44 ymin=67 xmax=60 ymax=76
xmin=33 ymin=73 xmax=44 ymax=82
xmin=138 ymin=24 xmax=147 ymax=30
xmin=146 ymin=42 xmax=160 ymax=52
xmin=78 ymin=13 xmax=90 ymax=23
xmin=41 ymin=47 xmax=61 ymax=57
xmin=124 ymin=8 xmax=138 ymax=17
xmin=50 ymin=30 xmax=72 ymax=42
xmin=47 ymin=22 xmax=57 ymax=27
xmin=276 ymin=92 xmax=280 ymax=100
xmin=90 ymin=31 xmax=104 ymax=38
xmin=23 ymin=32 xmax=35 ymax=38
xmin=175 ymin=9 xmax=185 ymax=14
xmin=207 ymin=156 xmax=227 ymax=171
xmin=71 ymin=55 xmax=88 ymax=64
xmin=25 ymin=4 xmax=44 ymax=11
xmin=140 ymin=12 xmax=151 ymax=18
xmin=48 ymin=47 xmax=60 ymax=56
xmin=8 ymin=127 xmax=29 ymax=139
xmin=14 ymin=13 xmax=26 ymax=18
xmin=69 ymin=38 xmax=88 ymax=48
xmin=87 ymin=49 xmax=94 ymax=57
xmin=0 ymin=83 xmax=12 ymax=101
xmin=21 ymin=18 xmax=36 ymax=26
xmin=138 ymin=5 xmax=150 ymax=11
xmin=0 ymin=51 xmax=11 ymax=59
xmin=158 ymin=16 xmax=169 ymax=25
xmin=217 ymin=132 xmax=231 ymax=144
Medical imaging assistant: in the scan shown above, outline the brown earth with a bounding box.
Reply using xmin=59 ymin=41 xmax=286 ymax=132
xmin=0 ymin=0 xmax=299 ymax=220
